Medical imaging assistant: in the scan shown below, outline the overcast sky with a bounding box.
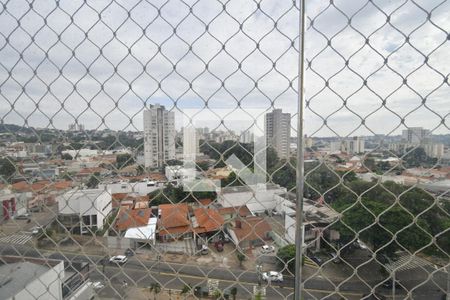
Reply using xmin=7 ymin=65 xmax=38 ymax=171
xmin=0 ymin=0 xmax=448 ymax=137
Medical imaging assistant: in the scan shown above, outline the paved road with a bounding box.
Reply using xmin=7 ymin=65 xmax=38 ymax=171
xmin=0 ymin=244 xmax=447 ymax=299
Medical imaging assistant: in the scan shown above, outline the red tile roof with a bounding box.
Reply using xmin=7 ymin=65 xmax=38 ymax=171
xmin=193 ymin=208 xmax=224 ymax=233
xmin=159 ymin=203 xmax=190 ymax=228
xmin=218 ymin=206 xmax=252 ymax=217
xmin=232 ymin=216 xmax=272 ymax=243
xmin=158 ymin=225 xmax=192 ymax=236
xmin=11 ymin=180 xmax=72 ymax=193
xmin=112 ymin=193 xmax=149 ymax=208
xmin=197 ymin=199 xmax=212 ymax=206
xmin=115 ymin=208 xmax=152 ymax=231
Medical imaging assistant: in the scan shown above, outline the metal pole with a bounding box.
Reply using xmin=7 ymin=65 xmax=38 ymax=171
xmin=294 ymin=0 xmax=306 ymax=298
xmin=392 ymin=272 xmax=396 ymax=300
xmin=447 ymin=264 xmax=450 ymax=300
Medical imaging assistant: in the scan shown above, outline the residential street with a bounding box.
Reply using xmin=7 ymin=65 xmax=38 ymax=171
xmin=0 ymin=243 xmax=447 ymax=299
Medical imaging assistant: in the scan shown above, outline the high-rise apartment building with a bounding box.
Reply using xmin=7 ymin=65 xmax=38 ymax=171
xmin=183 ymin=126 xmax=199 ymax=162
xmin=402 ymin=127 xmax=430 ymax=144
xmin=143 ymin=104 xmax=175 ymax=169
xmin=330 ymin=137 xmax=365 ymax=154
xmin=265 ymin=109 xmax=291 ymax=158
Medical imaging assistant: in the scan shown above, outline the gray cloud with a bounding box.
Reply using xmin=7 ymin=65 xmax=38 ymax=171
xmin=0 ymin=0 xmax=448 ymax=137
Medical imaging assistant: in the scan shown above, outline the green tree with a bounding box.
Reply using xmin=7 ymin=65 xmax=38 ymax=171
xmin=230 ymin=287 xmax=238 ymax=300
xmin=149 ymin=282 xmax=161 ymax=300
xmin=221 ymin=172 xmax=245 ymax=187
xmin=196 ymin=160 xmax=210 ymax=172
xmin=276 ymin=244 xmax=298 ymax=272
xmin=137 ymin=164 xmax=145 ymax=175
xmin=166 ymin=159 xmax=183 ymax=166
xmin=180 ymin=284 xmax=192 ymax=299
xmin=212 ymin=289 xmax=222 ymax=300
xmin=61 ymin=153 xmax=73 ymax=160
xmin=0 ymin=158 xmax=16 ymax=182
xmin=237 ymin=251 xmax=246 ymax=267
xmin=254 ymin=291 xmax=263 ymax=300
xmin=116 ymin=154 xmax=135 ymax=169
xmin=86 ymin=172 xmax=100 ymax=188
xmin=404 ymin=147 xmax=436 ymax=167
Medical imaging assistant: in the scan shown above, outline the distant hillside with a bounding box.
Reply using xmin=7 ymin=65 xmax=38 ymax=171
xmin=0 ymin=123 xmax=34 ymax=134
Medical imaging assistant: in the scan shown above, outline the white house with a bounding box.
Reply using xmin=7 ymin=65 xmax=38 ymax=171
xmin=218 ymin=183 xmax=287 ymax=214
xmin=98 ymin=180 xmax=161 ymax=196
xmin=283 ymin=197 xmax=340 ymax=250
xmin=165 ymin=165 xmax=196 ymax=183
xmin=58 ymin=189 xmax=112 ymax=234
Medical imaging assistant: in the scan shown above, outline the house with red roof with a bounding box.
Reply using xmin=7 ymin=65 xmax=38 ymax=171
xmin=157 ymin=203 xmax=192 ymax=241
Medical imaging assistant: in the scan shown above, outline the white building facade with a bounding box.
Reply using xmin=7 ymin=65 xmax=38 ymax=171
xmin=402 ymin=127 xmax=430 ymax=144
xmin=265 ymin=109 xmax=291 ymax=159
xmin=58 ymin=189 xmax=112 ymax=234
xmin=183 ymin=126 xmax=199 ymax=162
xmin=143 ymin=104 xmax=176 ymax=169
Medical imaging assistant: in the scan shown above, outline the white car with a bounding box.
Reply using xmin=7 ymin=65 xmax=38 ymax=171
xmin=260 ymin=245 xmax=275 ymax=254
xmin=357 ymin=239 xmax=368 ymax=250
xmin=262 ymin=271 xmax=283 ymax=282
xmin=92 ymin=281 xmax=105 ymax=290
xmin=109 ymin=255 xmax=128 ymax=264
xmin=30 ymin=226 xmax=41 ymax=235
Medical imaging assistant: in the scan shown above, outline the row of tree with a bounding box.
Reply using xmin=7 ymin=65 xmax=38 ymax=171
xmin=270 ymin=158 xmax=450 ymax=258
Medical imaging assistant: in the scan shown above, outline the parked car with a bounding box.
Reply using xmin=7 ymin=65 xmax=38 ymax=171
xmin=215 ymin=242 xmax=224 ymax=252
xmin=262 ymin=271 xmax=283 ymax=282
xmin=124 ymin=248 xmax=134 ymax=257
xmin=329 ymin=252 xmax=341 ymax=263
xmin=30 ymin=226 xmax=41 ymax=235
xmin=91 ymin=281 xmax=105 ymax=290
xmin=260 ymin=245 xmax=275 ymax=254
xmin=357 ymin=239 xmax=368 ymax=250
xmin=310 ymin=255 xmax=323 ymax=265
xmin=222 ymin=234 xmax=230 ymax=243
xmin=382 ymin=279 xmax=401 ymax=289
xmin=109 ymin=255 xmax=128 ymax=264
xmin=200 ymin=245 xmax=209 ymax=255
xmin=15 ymin=213 xmax=31 ymax=220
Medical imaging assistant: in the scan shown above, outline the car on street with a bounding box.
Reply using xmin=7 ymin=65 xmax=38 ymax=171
xmin=262 ymin=271 xmax=283 ymax=282
xmin=215 ymin=241 xmax=224 ymax=252
xmin=15 ymin=213 xmax=31 ymax=220
xmin=329 ymin=252 xmax=341 ymax=263
xmin=382 ymin=279 xmax=402 ymax=289
xmin=91 ymin=281 xmax=105 ymax=290
xmin=310 ymin=255 xmax=323 ymax=265
xmin=260 ymin=245 xmax=275 ymax=254
xmin=357 ymin=239 xmax=368 ymax=250
xmin=109 ymin=255 xmax=128 ymax=264
xmin=200 ymin=245 xmax=209 ymax=255
xmin=30 ymin=226 xmax=41 ymax=235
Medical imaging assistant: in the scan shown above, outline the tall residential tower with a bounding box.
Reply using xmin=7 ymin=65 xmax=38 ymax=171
xmin=143 ymin=104 xmax=176 ymax=169
xmin=265 ymin=109 xmax=291 ymax=158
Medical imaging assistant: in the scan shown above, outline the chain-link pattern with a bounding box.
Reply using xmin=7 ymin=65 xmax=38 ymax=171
xmin=0 ymin=0 xmax=449 ymax=299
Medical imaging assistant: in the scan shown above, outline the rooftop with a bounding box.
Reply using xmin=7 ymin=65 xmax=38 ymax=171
xmin=232 ymin=216 xmax=272 ymax=243
xmin=193 ymin=207 xmax=225 ymax=233
xmin=115 ymin=208 xmax=152 ymax=231
xmin=221 ymin=183 xmax=282 ymax=194
xmin=0 ymin=262 xmax=50 ymax=300
xmin=159 ymin=203 xmax=190 ymax=228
